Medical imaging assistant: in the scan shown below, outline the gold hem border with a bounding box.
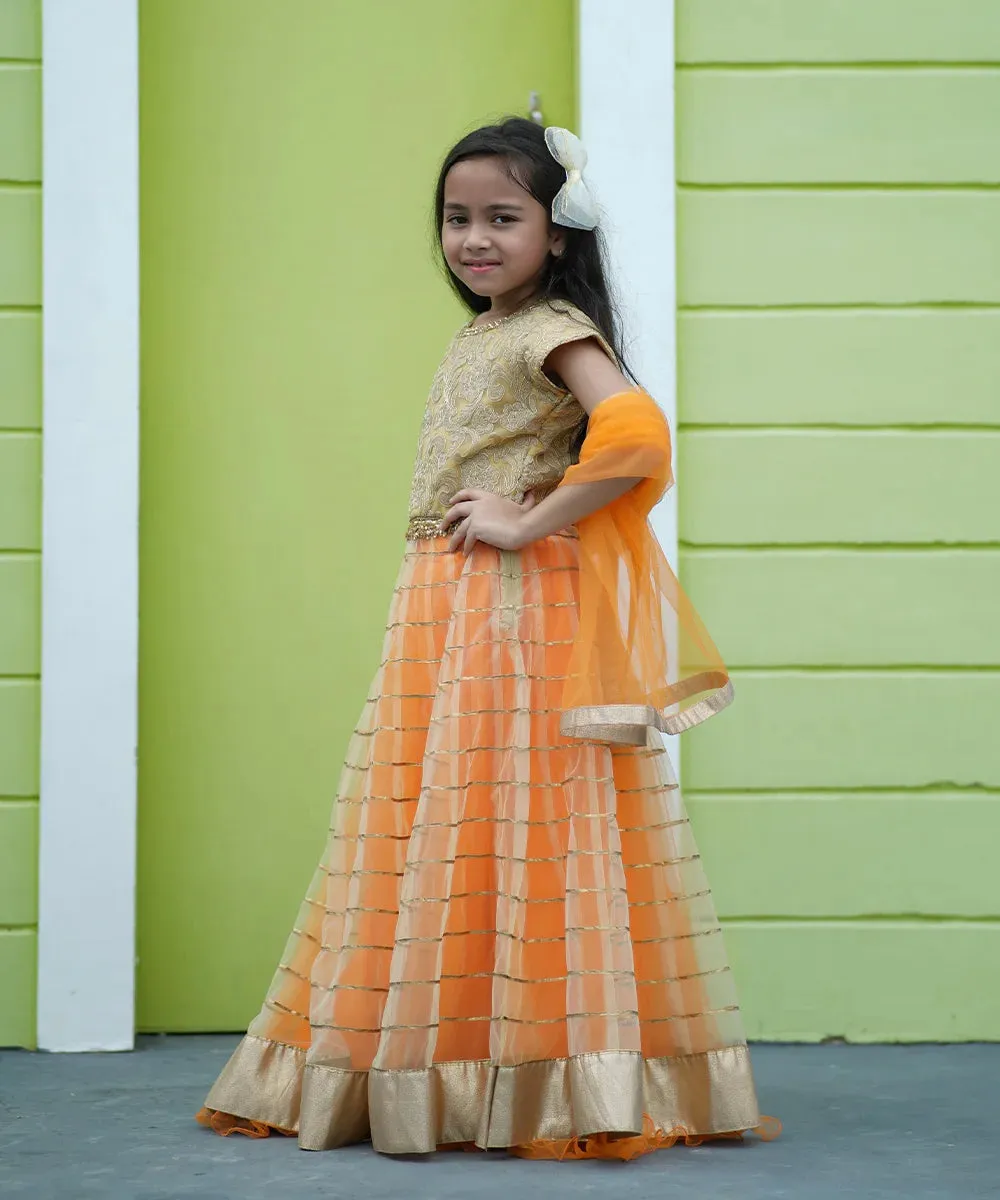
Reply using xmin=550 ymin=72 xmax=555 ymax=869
xmin=203 ymin=1034 xmax=760 ymax=1154
xmin=561 ymin=679 xmax=735 ymax=744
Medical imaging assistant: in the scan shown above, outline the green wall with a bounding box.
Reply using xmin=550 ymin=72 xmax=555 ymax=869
xmin=676 ymin=0 xmax=1000 ymax=1040
xmin=137 ymin=0 xmax=576 ymax=1031
xmin=0 ymin=0 xmax=40 ymax=1049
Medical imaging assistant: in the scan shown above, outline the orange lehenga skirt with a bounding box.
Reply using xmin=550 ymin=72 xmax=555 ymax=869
xmin=198 ymin=533 xmax=772 ymax=1159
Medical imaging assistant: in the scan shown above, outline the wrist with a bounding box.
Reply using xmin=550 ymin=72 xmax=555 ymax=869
xmin=516 ymin=504 xmax=544 ymax=548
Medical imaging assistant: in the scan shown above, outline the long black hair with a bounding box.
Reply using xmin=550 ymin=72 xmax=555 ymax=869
xmin=433 ymin=116 xmax=635 ymax=383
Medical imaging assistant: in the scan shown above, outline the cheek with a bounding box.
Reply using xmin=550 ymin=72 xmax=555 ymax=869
xmin=440 ymin=228 xmax=462 ymax=262
xmin=508 ymin=215 xmax=549 ymax=251
xmin=510 ymin=228 xmax=550 ymax=265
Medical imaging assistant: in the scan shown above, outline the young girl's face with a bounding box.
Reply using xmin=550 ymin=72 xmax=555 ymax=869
xmin=441 ymin=156 xmax=565 ymax=303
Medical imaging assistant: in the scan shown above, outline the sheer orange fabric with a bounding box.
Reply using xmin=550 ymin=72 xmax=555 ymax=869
xmin=557 ymin=391 xmax=732 ymax=744
xmin=196 ymin=536 xmax=765 ymax=1154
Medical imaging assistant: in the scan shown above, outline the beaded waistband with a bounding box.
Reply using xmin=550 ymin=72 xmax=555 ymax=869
xmin=405 ymin=515 xmax=580 ymax=543
xmin=405 ymin=515 xmax=449 ymax=541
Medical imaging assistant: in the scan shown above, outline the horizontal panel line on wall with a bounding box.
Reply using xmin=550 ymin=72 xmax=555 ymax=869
xmin=725 ymin=664 xmax=1000 ymax=673
xmin=0 ymin=58 xmax=40 ymax=66
xmin=722 ymin=914 xmax=1000 ymax=925
xmin=0 ymin=426 xmax=41 ymax=434
xmin=681 ymin=429 xmax=1000 ymax=441
xmin=681 ymin=541 xmax=1000 ymax=551
xmin=0 ymin=182 xmax=39 ymax=193
xmin=680 ymin=303 xmax=1000 ymax=313
xmin=679 ymin=184 xmax=1000 ymax=194
xmin=0 ymin=924 xmax=37 ymax=933
xmin=721 ymin=918 xmax=1000 ymax=929
xmin=680 ymin=183 xmax=1000 ymax=193
xmin=681 ymin=427 xmax=1000 ymax=436
xmin=682 ymin=546 xmax=1000 ymax=556
xmin=0 ymin=305 xmax=40 ymax=315
xmin=688 ymin=786 xmax=1000 ymax=796
xmin=724 ymin=667 xmax=1000 ymax=677
xmin=678 ymin=63 xmax=1000 ymax=71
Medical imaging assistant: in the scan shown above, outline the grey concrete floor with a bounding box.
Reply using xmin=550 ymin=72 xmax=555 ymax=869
xmin=0 ymin=1036 xmax=995 ymax=1200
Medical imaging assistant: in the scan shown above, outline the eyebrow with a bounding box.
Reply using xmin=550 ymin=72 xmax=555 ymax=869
xmin=443 ymin=202 xmax=526 ymax=212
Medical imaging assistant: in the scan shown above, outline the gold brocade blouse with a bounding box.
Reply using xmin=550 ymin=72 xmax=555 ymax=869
xmin=406 ymin=298 xmax=616 ymax=536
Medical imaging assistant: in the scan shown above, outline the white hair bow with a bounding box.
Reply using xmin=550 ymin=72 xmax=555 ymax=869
xmin=544 ymin=126 xmax=601 ymax=231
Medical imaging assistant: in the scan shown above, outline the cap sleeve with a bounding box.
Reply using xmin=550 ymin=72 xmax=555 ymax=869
xmin=521 ymin=301 xmax=619 ymax=395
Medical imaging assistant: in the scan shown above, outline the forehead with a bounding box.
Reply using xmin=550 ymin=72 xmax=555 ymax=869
xmin=443 ymin=156 xmax=534 ymax=207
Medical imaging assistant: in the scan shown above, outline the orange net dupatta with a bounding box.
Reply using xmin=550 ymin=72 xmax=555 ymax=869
xmin=557 ymin=390 xmax=733 ymax=745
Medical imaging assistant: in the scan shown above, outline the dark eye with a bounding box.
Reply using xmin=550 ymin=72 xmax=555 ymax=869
xmin=493 ymin=214 xmax=516 ymax=225
xmin=446 ymin=215 xmax=467 ymax=226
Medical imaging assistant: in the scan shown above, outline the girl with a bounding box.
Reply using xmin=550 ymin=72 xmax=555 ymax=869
xmin=197 ymin=117 xmax=775 ymax=1160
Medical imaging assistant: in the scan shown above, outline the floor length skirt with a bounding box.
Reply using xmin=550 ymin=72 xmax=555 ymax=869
xmin=198 ymin=533 xmax=765 ymax=1157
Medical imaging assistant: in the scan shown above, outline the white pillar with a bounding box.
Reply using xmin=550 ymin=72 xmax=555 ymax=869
xmin=578 ymin=0 xmax=677 ymax=567
xmin=578 ymin=0 xmax=681 ymax=768
xmin=38 ymin=0 xmax=140 ymax=1051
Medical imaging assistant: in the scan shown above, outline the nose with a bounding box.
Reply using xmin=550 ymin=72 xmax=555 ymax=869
xmin=462 ymin=222 xmax=492 ymax=252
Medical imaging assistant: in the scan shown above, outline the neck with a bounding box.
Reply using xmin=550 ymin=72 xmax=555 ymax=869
xmin=486 ymin=281 xmax=543 ymax=320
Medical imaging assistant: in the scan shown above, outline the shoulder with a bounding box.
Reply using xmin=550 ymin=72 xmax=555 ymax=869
xmin=516 ymin=300 xmax=629 ymax=412
xmin=518 ymin=298 xmax=617 ymax=372
xmin=524 ymin=297 xmax=604 ymax=343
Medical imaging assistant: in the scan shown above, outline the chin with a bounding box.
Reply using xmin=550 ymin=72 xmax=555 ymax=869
xmin=463 ymin=276 xmax=505 ymax=297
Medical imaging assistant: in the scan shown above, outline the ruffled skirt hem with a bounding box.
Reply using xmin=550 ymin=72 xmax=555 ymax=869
xmin=196 ymin=1033 xmax=778 ymax=1157
xmin=196 ymin=1104 xmax=780 ymax=1160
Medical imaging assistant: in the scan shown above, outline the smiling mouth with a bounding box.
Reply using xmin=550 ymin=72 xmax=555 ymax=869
xmin=464 ymin=262 xmax=500 ymax=270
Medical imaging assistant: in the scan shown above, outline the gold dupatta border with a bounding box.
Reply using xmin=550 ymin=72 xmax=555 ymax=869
xmin=203 ymin=1033 xmax=759 ymax=1154
xmin=561 ymin=678 xmax=735 ymax=745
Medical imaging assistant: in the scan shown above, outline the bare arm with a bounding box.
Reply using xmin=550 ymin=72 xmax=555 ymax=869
xmin=445 ymin=338 xmax=642 ymax=552
xmin=517 ymin=338 xmax=641 ymax=540
xmin=520 ymin=475 xmax=641 ymax=542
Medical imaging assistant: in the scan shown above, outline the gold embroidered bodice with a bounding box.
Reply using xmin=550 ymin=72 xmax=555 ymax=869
xmin=407 ymin=298 xmax=615 ymax=530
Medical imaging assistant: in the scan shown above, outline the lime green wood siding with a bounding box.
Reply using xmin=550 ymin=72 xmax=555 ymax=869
xmin=137 ymin=0 xmax=576 ymax=1031
xmin=677 ymin=0 xmax=1000 ymax=63
xmin=678 ymin=311 xmax=1000 ymax=424
xmin=0 ymin=0 xmax=40 ymax=1048
xmin=681 ymin=431 xmax=998 ymax=543
xmin=678 ymin=71 xmax=1000 ymax=183
xmin=677 ymin=1 xmax=1000 ymax=1040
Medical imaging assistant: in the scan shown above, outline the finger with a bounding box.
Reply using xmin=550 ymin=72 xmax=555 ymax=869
xmin=443 ymin=500 xmax=474 ymax=528
xmin=450 ymin=489 xmax=487 ymax=505
xmin=521 ymin=492 xmax=537 ymax=511
xmin=464 ymin=523 xmax=479 ymax=554
xmin=448 ymin=516 xmax=471 ymax=553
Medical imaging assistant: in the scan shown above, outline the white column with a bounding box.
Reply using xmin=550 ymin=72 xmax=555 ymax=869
xmin=38 ymin=0 xmax=140 ymax=1051
xmin=578 ymin=0 xmax=682 ymax=769
xmin=578 ymin=0 xmax=677 ymax=567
